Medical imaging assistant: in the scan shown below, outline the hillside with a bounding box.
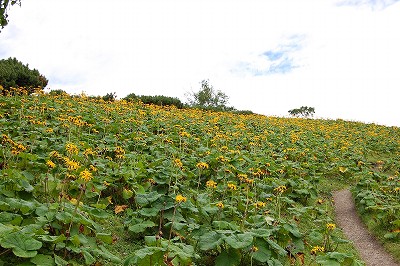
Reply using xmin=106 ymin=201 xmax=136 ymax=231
xmin=0 ymin=92 xmax=399 ymax=265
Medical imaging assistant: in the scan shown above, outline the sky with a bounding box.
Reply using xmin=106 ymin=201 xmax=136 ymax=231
xmin=1 ymin=0 xmax=400 ymax=127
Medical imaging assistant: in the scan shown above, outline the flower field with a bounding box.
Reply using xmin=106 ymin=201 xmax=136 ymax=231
xmin=0 ymin=91 xmax=399 ymax=265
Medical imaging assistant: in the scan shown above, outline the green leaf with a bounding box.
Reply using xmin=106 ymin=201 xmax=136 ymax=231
xmin=135 ymin=191 xmax=162 ymax=206
xmin=30 ymin=254 xmax=55 ymax=266
xmin=90 ymin=245 xmax=121 ymax=263
xmin=215 ymin=249 xmax=241 ymax=266
xmin=138 ymin=207 xmax=159 ymax=217
xmin=1 ymin=232 xmax=42 ymax=258
xmin=252 ymin=238 xmax=271 ymax=263
xmin=82 ymin=250 xmax=95 ymax=265
xmin=315 ymin=258 xmax=341 ymax=266
xmin=54 ymin=254 xmax=69 ymax=266
xmin=212 ymin=220 xmax=239 ymax=231
xmin=39 ymin=234 xmax=66 ymax=243
xmin=128 ymin=220 xmax=156 ymax=233
xmin=283 ymin=223 xmax=302 ymax=238
xmin=122 ymin=188 xmax=134 ymax=199
xmin=96 ymin=233 xmax=113 ymax=244
xmin=224 ymin=233 xmax=253 ymax=249
xmin=267 ymin=258 xmax=284 ymax=266
xmin=266 ymin=239 xmax=287 ymax=256
xmin=198 ymin=231 xmax=223 ymax=251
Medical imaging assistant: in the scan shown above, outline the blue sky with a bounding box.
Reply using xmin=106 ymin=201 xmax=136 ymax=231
xmin=1 ymin=0 xmax=400 ymax=126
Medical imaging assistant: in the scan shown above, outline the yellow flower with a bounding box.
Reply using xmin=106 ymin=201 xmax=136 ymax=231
xmin=46 ymin=160 xmax=56 ymax=168
xmin=175 ymin=194 xmax=187 ymax=203
xmin=216 ymin=202 xmax=224 ymax=209
xmin=196 ymin=162 xmax=209 ymax=170
xmin=255 ymin=201 xmax=266 ymax=208
xmin=174 ymin=158 xmax=183 ymax=169
xmin=80 ymin=169 xmax=93 ymax=182
xmin=89 ymin=165 xmax=97 ymax=172
xmin=326 ymin=223 xmax=336 ymax=230
xmin=114 ymin=205 xmax=128 ymax=214
xmin=65 ymin=143 xmax=78 ymax=155
xmin=227 ymin=183 xmax=237 ymax=190
xmin=179 ymin=131 xmax=190 ymax=138
xmin=274 ymin=185 xmax=287 ymax=194
xmin=237 ymin=173 xmax=247 ymax=181
xmin=206 ymin=180 xmax=217 ymax=189
xmin=311 ymin=246 xmax=325 ymax=255
xmin=64 ymin=157 xmax=80 ymax=171
xmin=83 ymin=148 xmax=95 ymax=157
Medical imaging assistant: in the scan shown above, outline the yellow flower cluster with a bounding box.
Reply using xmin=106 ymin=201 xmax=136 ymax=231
xmin=206 ymin=180 xmax=217 ymax=189
xmin=196 ymin=162 xmax=209 ymax=170
xmin=254 ymin=201 xmax=266 ymax=208
xmin=311 ymin=246 xmax=325 ymax=255
xmin=227 ymin=183 xmax=237 ymax=190
xmin=1 ymin=134 xmax=27 ymax=155
xmin=65 ymin=143 xmax=78 ymax=155
xmin=274 ymin=185 xmax=287 ymax=194
xmin=175 ymin=194 xmax=187 ymax=203
xmin=64 ymin=157 xmax=80 ymax=171
xmin=80 ymin=169 xmax=93 ymax=182
xmin=326 ymin=223 xmax=336 ymax=230
xmin=46 ymin=160 xmax=56 ymax=168
xmin=216 ymin=202 xmax=224 ymax=209
xmin=179 ymin=131 xmax=190 ymax=138
xmin=114 ymin=146 xmax=125 ymax=159
xmin=174 ymin=158 xmax=183 ymax=169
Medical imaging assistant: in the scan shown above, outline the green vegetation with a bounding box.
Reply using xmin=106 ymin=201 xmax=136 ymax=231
xmin=124 ymin=93 xmax=184 ymax=109
xmin=288 ymin=106 xmax=315 ymax=118
xmin=0 ymin=91 xmax=399 ymax=265
xmin=186 ymin=79 xmax=232 ymax=111
xmin=0 ymin=57 xmax=48 ymax=95
xmin=0 ymin=0 xmax=21 ymax=30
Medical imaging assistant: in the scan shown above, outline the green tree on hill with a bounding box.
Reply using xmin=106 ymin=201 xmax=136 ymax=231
xmin=186 ymin=79 xmax=230 ymax=111
xmin=288 ymin=106 xmax=315 ymax=118
xmin=0 ymin=57 xmax=48 ymax=95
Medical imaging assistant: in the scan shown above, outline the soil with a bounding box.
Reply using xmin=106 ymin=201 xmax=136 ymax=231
xmin=333 ymin=189 xmax=399 ymax=266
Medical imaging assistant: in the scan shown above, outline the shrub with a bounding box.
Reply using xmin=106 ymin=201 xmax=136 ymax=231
xmin=124 ymin=93 xmax=184 ymax=108
xmin=102 ymin=92 xmax=117 ymax=102
xmin=124 ymin=93 xmax=138 ymax=102
xmin=0 ymin=57 xmax=48 ymax=95
xmin=49 ymin=89 xmax=68 ymax=96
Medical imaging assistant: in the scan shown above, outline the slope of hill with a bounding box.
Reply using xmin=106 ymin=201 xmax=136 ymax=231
xmin=0 ymin=92 xmax=399 ymax=265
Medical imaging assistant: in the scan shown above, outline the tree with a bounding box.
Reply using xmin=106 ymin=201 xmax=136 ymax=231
xmin=1 ymin=0 xmax=21 ymax=31
xmin=186 ymin=80 xmax=230 ymax=110
xmin=0 ymin=57 xmax=48 ymax=95
xmin=288 ymin=106 xmax=315 ymax=118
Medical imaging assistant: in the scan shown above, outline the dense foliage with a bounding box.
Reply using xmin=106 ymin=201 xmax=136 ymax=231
xmin=0 ymin=0 xmax=21 ymax=30
xmin=0 ymin=57 xmax=48 ymax=95
xmin=186 ymin=80 xmax=231 ymax=111
xmin=0 ymin=91 xmax=399 ymax=265
xmin=124 ymin=93 xmax=184 ymax=109
xmin=288 ymin=106 xmax=315 ymax=118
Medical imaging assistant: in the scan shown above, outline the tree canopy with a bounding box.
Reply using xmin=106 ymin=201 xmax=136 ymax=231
xmin=0 ymin=0 xmax=21 ymax=31
xmin=186 ymin=80 xmax=230 ymax=111
xmin=288 ymin=106 xmax=315 ymax=118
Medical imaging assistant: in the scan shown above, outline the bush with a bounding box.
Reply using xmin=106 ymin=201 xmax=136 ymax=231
xmin=0 ymin=57 xmax=48 ymax=95
xmin=102 ymin=92 xmax=117 ymax=102
xmin=124 ymin=93 xmax=138 ymax=102
xmin=49 ymin=89 xmax=68 ymax=96
xmin=124 ymin=93 xmax=184 ymax=108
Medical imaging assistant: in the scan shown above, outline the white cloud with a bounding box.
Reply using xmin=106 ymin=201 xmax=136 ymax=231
xmin=1 ymin=0 xmax=399 ymax=126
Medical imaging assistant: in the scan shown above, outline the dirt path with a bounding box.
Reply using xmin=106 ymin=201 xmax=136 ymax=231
xmin=333 ymin=189 xmax=399 ymax=266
